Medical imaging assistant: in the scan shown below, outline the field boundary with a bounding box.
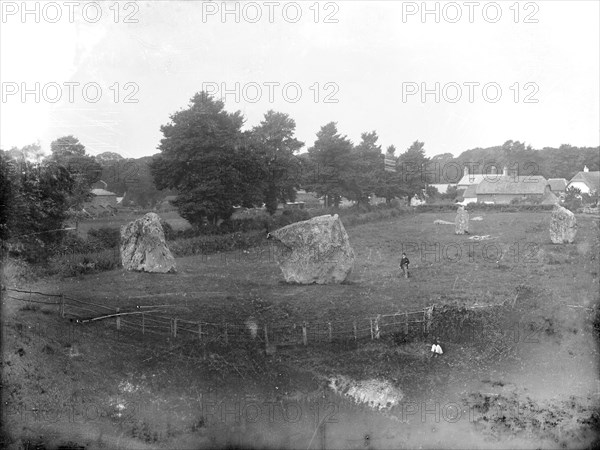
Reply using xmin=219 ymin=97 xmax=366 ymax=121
xmin=3 ymin=287 xmax=595 ymax=352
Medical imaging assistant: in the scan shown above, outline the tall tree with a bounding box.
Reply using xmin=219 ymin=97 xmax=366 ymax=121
xmin=250 ymin=111 xmax=304 ymax=215
xmin=397 ymin=140 xmax=430 ymax=205
xmin=150 ymin=92 xmax=261 ymax=225
xmin=1 ymin=148 xmax=77 ymax=262
xmin=49 ymin=135 xmax=101 ymax=189
xmin=374 ymin=145 xmax=402 ymax=203
xmin=347 ymin=131 xmax=384 ymax=208
xmin=304 ymin=122 xmax=354 ymax=208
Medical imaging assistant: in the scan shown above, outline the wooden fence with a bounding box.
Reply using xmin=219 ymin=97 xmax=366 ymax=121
xmin=3 ymin=288 xmax=434 ymax=349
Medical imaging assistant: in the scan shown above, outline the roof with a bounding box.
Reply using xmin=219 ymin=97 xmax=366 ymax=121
xmin=568 ymin=171 xmax=600 ymax=192
xmin=463 ymin=184 xmax=478 ymax=198
xmin=476 ymin=176 xmax=549 ymax=195
xmin=91 ymin=188 xmax=117 ymax=196
xmin=541 ymin=190 xmax=559 ymax=205
xmin=548 ymin=178 xmax=567 ymax=191
xmin=457 ymin=174 xmax=486 ymax=186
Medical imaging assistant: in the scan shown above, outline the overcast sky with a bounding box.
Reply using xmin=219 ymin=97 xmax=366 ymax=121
xmin=1 ymin=1 xmax=599 ymax=159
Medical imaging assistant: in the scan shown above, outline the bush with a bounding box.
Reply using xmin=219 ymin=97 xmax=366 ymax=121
xmin=46 ymin=249 xmax=121 ymax=277
xmin=160 ymin=220 xmax=176 ymax=241
xmin=273 ymin=209 xmax=311 ymax=228
xmin=88 ymin=227 xmax=121 ymax=249
xmin=169 ymin=231 xmax=266 ymax=257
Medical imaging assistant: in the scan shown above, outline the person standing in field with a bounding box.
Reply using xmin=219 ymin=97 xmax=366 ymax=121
xmin=400 ymin=252 xmax=410 ymax=278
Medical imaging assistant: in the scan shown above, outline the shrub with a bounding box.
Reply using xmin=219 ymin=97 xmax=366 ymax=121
xmin=160 ymin=220 xmax=176 ymax=241
xmin=46 ymin=249 xmax=121 ymax=277
xmin=88 ymin=227 xmax=121 ymax=249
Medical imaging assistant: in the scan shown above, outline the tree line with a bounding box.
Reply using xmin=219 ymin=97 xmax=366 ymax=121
xmin=2 ymin=90 xmax=599 ymax=260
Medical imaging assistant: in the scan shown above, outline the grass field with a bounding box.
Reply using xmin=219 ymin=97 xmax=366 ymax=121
xmin=2 ymin=210 xmax=599 ymax=449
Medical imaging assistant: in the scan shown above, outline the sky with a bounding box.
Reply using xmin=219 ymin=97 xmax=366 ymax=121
xmin=1 ymin=1 xmax=599 ymax=160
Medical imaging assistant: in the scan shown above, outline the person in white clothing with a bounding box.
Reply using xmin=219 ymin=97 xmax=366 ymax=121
xmin=431 ymin=338 xmax=443 ymax=358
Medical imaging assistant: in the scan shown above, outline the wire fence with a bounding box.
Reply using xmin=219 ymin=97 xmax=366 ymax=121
xmin=4 ymin=287 xmax=595 ymax=352
xmin=3 ymin=287 xmax=435 ymax=349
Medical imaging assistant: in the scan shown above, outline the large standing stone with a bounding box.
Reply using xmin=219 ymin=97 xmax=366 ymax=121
xmin=455 ymin=206 xmax=470 ymax=235
xmin=120 ymin=213 xmax=176 ymax=273
xmin=269 ymin=214 xmax=355 ymax=284
xmin=549 ymin=205 xmax=577 ymax=244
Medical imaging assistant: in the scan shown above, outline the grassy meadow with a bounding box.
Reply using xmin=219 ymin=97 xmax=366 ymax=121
xmin=2 ymin=210 xmax=599 ymax=449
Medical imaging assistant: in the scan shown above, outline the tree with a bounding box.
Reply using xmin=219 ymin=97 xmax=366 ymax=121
xmin=95 ymin=151 xmax=125 ymax=165
xmin=49 ymin=135 xmax=101 ymax=190
xmin=50 ymin=135 xmax=86 ymax=158
xmin=425 ymin=185 xmax=440 ymax=200
xmin=397 ymin=141 xmax=430 ymax=205
xmin=150 ymin=92 xmax=261 ymax=225
xmin=347 ymin=131 xmax=384 ymax=208
xmin=1 ymin=148 xmax=77 ymax=262
xmin=250 ymin=111 xmax=304 ymax=214
xmin=373 ymin=145 xmax=403 ymax=204
xmin=6 ymin=142 xmax=46 ymax=163
xmin=304 ymin=122 xmax=354 ymax=208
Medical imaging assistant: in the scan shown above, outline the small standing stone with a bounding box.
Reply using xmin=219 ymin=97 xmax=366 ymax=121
xmin=455 ymin=206 xmax=470 ymax=235
xmin=549 ymin=205 xmax=577 ymax=244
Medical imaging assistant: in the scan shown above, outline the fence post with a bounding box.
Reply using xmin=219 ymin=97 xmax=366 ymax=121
xmin=173 ymin=319 xmax=178 ymax=338
xmin=142 ymin=313 xmax=145 ymax=335
xmin=353 ymin=320 xmax=357 ymax=341
xmin=405 ymin=312 xmax=408 ymax=335
xmin=60 ymin=294 xmax=65 ymax=318
xmin=302 ymin=322 xmax=307 ymax=346
xmin=328 ymin=322 xmax=332 ymax=343
xmin=375 ymin=315 xmax=380 ymax=339
xmin=116 ymin=307 xmax=120 ymax=331
xmin=198 ymin=323 xmax=202 ymax=342
xmin=370 ymin=318 xmax=374 ymax=340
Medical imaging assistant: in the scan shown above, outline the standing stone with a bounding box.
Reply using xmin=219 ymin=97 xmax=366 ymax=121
xmin=120 ymin=212 xmax=176 ymax=273
xmin=269 ymin=214 xmax=355 ymax=284
xmin=549 ymin=205 xmax=577 ymax=244
xmin=455 ymin=206 xmax=470 ymax=235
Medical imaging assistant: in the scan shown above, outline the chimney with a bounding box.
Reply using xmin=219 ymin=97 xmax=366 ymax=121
xmin=463 ymin=166 xmax=469 ymax=177
xmin=490 ymin=165 xmax=497 ymax=175
xmin=502 ymin=166 xmax=508 ymax=176
xmin=584 ymin=165 xmax=589 ymax=172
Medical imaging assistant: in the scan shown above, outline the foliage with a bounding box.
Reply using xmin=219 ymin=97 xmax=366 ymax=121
xmin=249 ymin=110 xmax=304 ymax=215
xmin=47 ymin=248 xmax=121 ymax=277
xmin=49 ymin=135 xmax=102 ymax=191
xmin=303 ymin=122 xmax=354 ymax=208
xmin=88 ymin=227 xmax=121 ymax=249
xmin=440 ymin=185 xmax=458 ymax=200
xmin=396 ymin=141 xmax=430 ymax=205
xmin=0 ymin=150 xmax=79 ymax=263
xmin=151 ymin=92 xmax=263 ymax=224
xmin=563 ymin=186 xmax=582 ymax=212
xmin=346 ymin=131 xmax=384 ymax=207
xmin=447 ymin=140 xmax=599 ymax=182
xmin=100 ymin=156 xmax=168 ymax=207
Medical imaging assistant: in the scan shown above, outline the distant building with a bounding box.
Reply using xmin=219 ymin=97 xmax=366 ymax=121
xmin=547 ymin=178 xmax=568 ymax=194
xmin=461 ymin=184 xmax=478 ymax=205
xmin=567 ymin=166 xmax=600 ymax=195
xmin=83 ymin=181 xmax=118 ymax=215
xmin=295 ymin=190 xmax=322 ymax=208
xmin=457 ymin=166 xmax=487 ymax=191
xmin=475 ymin=175 xmax=552 ymax=204
xmin=429 ymin=183 xmax=453 ymax=194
